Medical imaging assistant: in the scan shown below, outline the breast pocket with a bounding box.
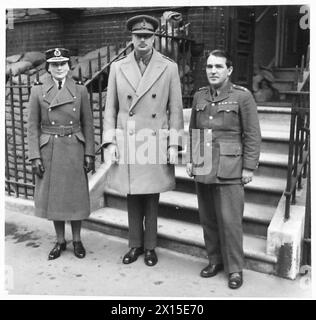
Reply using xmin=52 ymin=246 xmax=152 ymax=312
xmin=217 ymin=104 xmax=240 ymax=128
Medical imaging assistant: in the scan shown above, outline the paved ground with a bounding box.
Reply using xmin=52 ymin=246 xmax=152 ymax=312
xmin=4 ymin=209 xmax=312 ymax=299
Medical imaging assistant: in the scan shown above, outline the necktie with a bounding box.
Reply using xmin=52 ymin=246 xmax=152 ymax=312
xmin=58 ymin=81 xmax=62 ymax=90
xmin=138 ymin=58 xmax=146 ymax=75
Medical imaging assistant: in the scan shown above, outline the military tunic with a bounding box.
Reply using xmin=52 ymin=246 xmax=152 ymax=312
xmin=188 ymin=81 xmax=261 ymax=273
xmin=27 ymin=75 xmax=94 ymax=221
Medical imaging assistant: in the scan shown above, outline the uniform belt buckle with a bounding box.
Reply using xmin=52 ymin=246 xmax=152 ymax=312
xmin=59 ymin=126 xmax=66 ymax=137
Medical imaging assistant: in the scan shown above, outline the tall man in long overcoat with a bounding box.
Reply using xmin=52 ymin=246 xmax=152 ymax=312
xmin=28 ymin=48 xmax=95 ymax=260
xmin=102 ymin=15 xmax=184 ymax=266
xmin=186 ymin=50 xmax=261 ymax=289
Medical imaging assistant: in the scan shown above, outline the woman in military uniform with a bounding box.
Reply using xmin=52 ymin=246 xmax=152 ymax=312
xmin=27 ymin=48 xmax=95 ymax=260
xmin=186 ymin=50 xmax=261 ymax=289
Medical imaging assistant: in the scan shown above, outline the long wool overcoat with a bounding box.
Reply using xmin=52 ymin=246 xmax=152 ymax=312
xmin=103 ymin=49 xmax=184 ymax=194
xmin=27 ymin=75 xmax=94 ymax=220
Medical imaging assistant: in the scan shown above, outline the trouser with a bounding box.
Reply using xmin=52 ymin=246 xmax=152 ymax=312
xmin=126 ymin=193 xmax=160 ymax=250
xmin=195 ymin=183 xmax=244 ymax=274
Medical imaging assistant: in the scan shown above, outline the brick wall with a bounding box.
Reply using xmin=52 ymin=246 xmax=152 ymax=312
xmin=6 ymin=7 xmax=227 ymax=93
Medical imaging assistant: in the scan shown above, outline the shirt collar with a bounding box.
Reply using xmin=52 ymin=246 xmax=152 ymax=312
xmin=52 ymin=77 xmax=66 ymax=89
xmin=134 ymin=49 xmax=153 ymax=66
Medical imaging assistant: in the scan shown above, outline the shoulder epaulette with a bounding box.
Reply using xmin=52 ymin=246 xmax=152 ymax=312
xmin=161 ymin=54 xmax=175 ymax=63
xmin=232 ymin=84 xmax=249 ymax=92
xmin=198 ymin=86 xmax=208 ymax=91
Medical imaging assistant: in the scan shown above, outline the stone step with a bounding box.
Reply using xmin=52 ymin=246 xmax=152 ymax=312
xmin=104 ymin=187 xmax=277 ymax=237
xmin=257 ymin=106 xmax=291 ymax=131
xmin=84 ymin=207 xmax=278 ymax=275
xmin=174 ymin=166 xmax=285 ymax=207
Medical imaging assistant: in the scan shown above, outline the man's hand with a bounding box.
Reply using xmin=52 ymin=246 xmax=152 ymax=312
xmin=31 ymin=158 xmax=45 ymax=178
xmin=186 ymin=163 xmax=194 ymax=177
xmin=241 ymin=168 xmax=254 ymax=185
xmin=168 ymin=146 xmax=178 ymax=165
xmin=84 ymin=156 xmax=95 ymax=173
xmin=106 ymin=143 xmax=119 ymax=163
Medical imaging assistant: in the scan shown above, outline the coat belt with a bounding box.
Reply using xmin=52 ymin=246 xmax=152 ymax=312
xmin=41 ymin=124 xmax=81 ymax=136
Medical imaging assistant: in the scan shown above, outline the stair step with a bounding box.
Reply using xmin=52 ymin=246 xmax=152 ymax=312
xmin=104 ymin=186 xmax=276 ymax=236
xmin=272 ymin=80 xmax=295 ymax=92
xmin=272 ymin=68 xmax=297 ymax=80
xmin=85 ymin=207 xmax=277 ymax=274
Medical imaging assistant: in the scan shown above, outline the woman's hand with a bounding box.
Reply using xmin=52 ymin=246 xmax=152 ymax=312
xmin=31 ymin=158 xmax=45 ymax=178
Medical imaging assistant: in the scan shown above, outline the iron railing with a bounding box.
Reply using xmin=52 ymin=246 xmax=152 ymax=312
xmin=5 ymin=25 xmax=195 ymax=199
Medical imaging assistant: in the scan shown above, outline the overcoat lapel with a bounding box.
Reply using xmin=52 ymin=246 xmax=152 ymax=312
xmin=49 ymin=76 xmax=76 ymax=109
xmin=120 ymin=53 xmax=142 ymax=92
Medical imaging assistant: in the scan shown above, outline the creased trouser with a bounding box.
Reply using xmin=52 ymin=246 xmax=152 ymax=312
xmin=195 ymin=183 xmax=244 ymax=274
xmin=126 ymin=193 xmax=160 ymax=250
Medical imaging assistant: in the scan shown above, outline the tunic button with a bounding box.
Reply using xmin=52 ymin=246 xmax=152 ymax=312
xmin=48 ymin=108 xmax=51 ymax=112
xmin=70 ymin=121 xmax=73 ymax=124
xmin=211 ymin=103 xmax=215 ymax=106
xmin=55 ymin=135 xmax=58 ymax=138
xmin=73 ymin=96 xmax=76 ymax=99
xmin=206 ymin=142 xmax=211 ymax=147
xmin=52 ymin=121 xmax=55 ymax=125
xmin=73 ymin=108 xmax=76 ymax=112
xmin=152 ymin=113 xmax=156 ymax=118
xmin=68 ymin=134 xmax=72 ymax=138
xmin=129 ymin=111 xmax=134 ymax=116
xmin=209 ymin=116 xmax=213 ymax=120
xmin=129 ymin=130 xmax=134 ymax=135
xmin=152 ymin=94 xmax=156 ymax=98
xmin=208 ymin=129 xmax=212 ymax=133
xmin=127 ymin=95 xmax=132 ymax=99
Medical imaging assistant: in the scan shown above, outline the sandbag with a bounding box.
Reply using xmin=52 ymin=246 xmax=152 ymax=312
xmin=6 ymin=54 xmax=23 ymax=64
xmin=22 ymin=51 xmax=46 ymax=67
xmin=6 ymin=61 xmax=32 ymax=76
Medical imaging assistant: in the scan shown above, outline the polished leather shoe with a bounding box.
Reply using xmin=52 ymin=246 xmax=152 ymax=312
xmin=200 ymin=263 xmax=224 ymax=278
xmin=73 ymin=241 xmax=86 ymax=259
xmin=228 ymin=272 xmax=243 ymax=289
xmin=48 ymin=241 xmax=67 ymax=260
xmin=144 ymin=249 xmax=158 ymax=267
xmin=122 ymin=247 xmax=144 ymax=264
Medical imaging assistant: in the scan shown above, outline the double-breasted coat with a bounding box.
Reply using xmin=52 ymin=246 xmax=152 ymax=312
xmin=27 ymin=75 xmax=94 ymax=220
xmin=188 ymin=81 xmax=261 ymax=184
xmin=103 ymin=49 xmax=184 ymax=195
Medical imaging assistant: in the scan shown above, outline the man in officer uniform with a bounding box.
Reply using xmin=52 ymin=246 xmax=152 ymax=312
xmin=103 ymin=15 xmax=183 ymax=266
xmin=186 ymin=50 xmax=261 ymax=289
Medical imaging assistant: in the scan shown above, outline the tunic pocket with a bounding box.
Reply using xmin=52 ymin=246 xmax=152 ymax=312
xmin=39 ymin=134 xmax=51 ymax=148
xmin=217 ymin=104 xmax=239 ymax=128
xmin=74 ymin=131 xmax=85 ymax=144
xmin=217 ymin=142 xmax=243 ymax=179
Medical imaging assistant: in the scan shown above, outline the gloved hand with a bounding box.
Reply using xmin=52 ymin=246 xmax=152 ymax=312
xmin=31 ymin=158 xmax=45 ymax=178
xmin=84 ymin=155 xmax=95 ymax=173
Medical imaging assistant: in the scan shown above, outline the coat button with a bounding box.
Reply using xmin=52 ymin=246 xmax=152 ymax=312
xmin=152 ymin=94 xmax=156 ymax=98
xmin=68 ymin=134 xmax=72 ymax=138
xmin=152 ymin=113 xmax=156 ymax=118
xmin=129 ymin=111 xmax=134 ymax=116
xmin=73 ymin=96 xmax=76 ymax=99
xmin=127 ymin=95 xmax=132 ymax=99
xmin=48 ymin=108 xmax=51 ymax=112
xmin=208 ymin=129 xmax=212 ymax=133
xmin=129 ymin=130 xmax=134 ymax=135
xmin=206 ymin=142 xmax=211 ymax=147
xmin=211 ymin=103 xmax=215 ymax=106
xmin=209 ymin=116 xmax=213 ymax=120
xmin=152 ymin=131 xmax=156 ymax=136
xmin=52 ymin=121 xmax=55 ymax=125
xmin=55 ymin=135 xmax=58 ymax=138
xmin=69 ymin=121 xmax=73 ymax=124
xmin=73 ymin=108 xmax=76 ymax=112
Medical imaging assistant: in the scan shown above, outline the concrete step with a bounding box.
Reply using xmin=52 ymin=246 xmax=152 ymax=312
xmin=174 ymin=165 xmax=285 ymax=207
xmin=84 ymin=207 xmax=278 ymax=275
xmin=257 ymin=106 xmax=291 ymax=131
xmin=104 ymin=186 xmax=277 ymax=237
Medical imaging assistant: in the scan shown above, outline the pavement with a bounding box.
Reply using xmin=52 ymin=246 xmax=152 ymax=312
xmin=4 ymin=208 xmax=313 ymax=299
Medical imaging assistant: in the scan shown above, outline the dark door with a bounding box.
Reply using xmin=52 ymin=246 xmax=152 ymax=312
xmin=227 ymin=6 xmax=255 ymax=90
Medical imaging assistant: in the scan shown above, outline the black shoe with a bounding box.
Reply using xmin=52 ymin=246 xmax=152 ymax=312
xmin=144 ymin=249 xmax=158 ymax=267
xmin=228 ymin=272 xmax=243 ymax=289
xmin=48 ymin=241 xmax=67 ymax=260
xmin=200 ymin=263 xmax=224 ymax=278
xmin=73 ymin=241 xmax=86 ymax=259
xmin=122 ymin=247 xmax=144 ymax=264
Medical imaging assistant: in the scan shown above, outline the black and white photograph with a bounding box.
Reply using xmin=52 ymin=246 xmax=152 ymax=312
xmin=3 ymin=0 xmax=312 ymax=303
